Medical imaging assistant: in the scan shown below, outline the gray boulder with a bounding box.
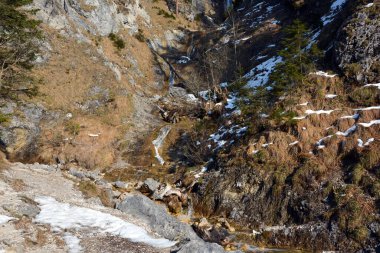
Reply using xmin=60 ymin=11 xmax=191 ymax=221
xmin=139 ymin=178 xmax=161 ymax=194
xmin=116 ymin=193 xmax=224 ymax=252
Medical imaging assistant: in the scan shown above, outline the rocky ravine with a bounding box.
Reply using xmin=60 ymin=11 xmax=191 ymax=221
xmin=0 ymin=161 xmax=224 ymax=252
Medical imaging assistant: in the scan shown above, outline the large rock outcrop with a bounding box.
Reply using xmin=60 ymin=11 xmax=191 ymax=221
xmin=28 ymin=0 xmax=150 ymax=36
xmin=334 ymin=3 xmax=380 ymax=83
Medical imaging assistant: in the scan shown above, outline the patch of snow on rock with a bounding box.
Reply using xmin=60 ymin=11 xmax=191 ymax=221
xmin=34 ymin=196 xmax=176 ymax=248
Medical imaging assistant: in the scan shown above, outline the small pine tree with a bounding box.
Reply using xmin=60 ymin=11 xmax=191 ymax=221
xmin=269 ymin=19 xmax=322 ymax=96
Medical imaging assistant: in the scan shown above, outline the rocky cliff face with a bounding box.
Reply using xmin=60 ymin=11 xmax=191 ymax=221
xmin=335 ymin=2 xmax=380 ymax=83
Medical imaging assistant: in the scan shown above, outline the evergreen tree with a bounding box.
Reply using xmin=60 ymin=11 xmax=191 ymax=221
xmin=0 ymin=0 xmax=41 ymax=98
xmin=269 ymin=19 xmax=322 ymax=96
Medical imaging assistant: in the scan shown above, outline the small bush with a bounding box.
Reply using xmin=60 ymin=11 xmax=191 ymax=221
xmin=134 ymin=29 xmax=146 ymax=42
xmin=0 ymin=113 xmax=9 ymax=124
xmin=78 ymin=181 xmax=98 ymax=198
xmin=108 ymin=33 xmax=125 ymax=49
xmin=360 ymin=149 xmax=380 ymax=170
xmin=157 ymin=9 xmax=176 ymax=19
xmin=344 ymin=63 xmax=361 ymax=78
xmin=349 ymin=88 xmax=379 ymax=106
xmin=270 ymin=108 xmax=297 ymax=126
xmin=351 ymin=163 xmax=364 ymax=184
xmin=65 ymin=121 xmax=81 ymax=136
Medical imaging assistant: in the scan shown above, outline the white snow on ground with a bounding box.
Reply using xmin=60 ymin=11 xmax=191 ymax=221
xmin=365 ymin=3 xmax=374 ymax=8
xmin=0 ymin=215 xmax=14 ymax=225
xmin=321 ymin=0 xmax=348 ymax=25
xmin=305 ymin=109 xmax=334 ymax=115
xmin=310 ymin=71 xmax=337 ymax=78
xmin=34 ymin=196 xmax=177 ymax=248
xmin=63 ymin=233 xmax=83 ymax=253
xmin=298 ymin=102 xmax=309 ymax=106
xmin=288 ymin=141 xmax=299 ymax=146
xmin=225 ymin=95 xmax=237 ymax=109
xmin=316 ymin=135 xmax=333 ymax=147
xmin=341 ymin=113 xmax=359 ymax=119
xmin=365 ymin=138 xmax=375 ymax=146
xmin=152 ymin=126 xmax=171 ymax=165
xmin=244 ymin=56 xmax=282 ymax=88
xmin=363 ymin=83 xmax=380 ymax=89
xmin=354 ymin=106 xmax=380 ymax=111
xmin=209 ymin=125 xmax=247 ymax=149
xmin=336 ymin=125 xmax=357 ymax=137
xmin=325 ymin=94 xmax=338 ymax=99
xmin=358 ymin=138 xmax=375 ymax=148
xmin=358 ymin=120 xmax=380 ymax=128
xmin=293 ymin=115 xmax=306 ymax=120
xmin=261 ymin=142 xmax=273 ymax=148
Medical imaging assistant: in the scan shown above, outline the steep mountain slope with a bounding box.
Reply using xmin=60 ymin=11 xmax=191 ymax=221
xmin=0 ymin=0 xmax=379 ymax=252
xmin=166 ymin=0 xmax=380 ymax=252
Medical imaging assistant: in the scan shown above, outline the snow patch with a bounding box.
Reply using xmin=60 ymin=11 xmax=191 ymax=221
xmin=63 ymin=233 xmax=83 ymax=253
xmin=358 ymin=138 xmax=375 ymax=148
xmin=305 ymin=109 xmax=334 ymax=115
xmin=310 ymin=71 xmax=337 ymax=78
xmin=354 ymin=106 xmax=380 ymax=111
xmin=261 ymin=142 xmax=273 ymax=148
xmin=336 ymin=125 xmax=357 ymax=137
xmin=152 ymin=126 xmax=171 ymax=165
xmin=0 ymin=215 xmax=15 ymax=224
xmin=363 ymin=83 xmax=380 ymax=89
xmin=321 ymin=0 xmax=348 ymax=25
xmin=34 ymin=196 xmax=176 ymax=248
xmin=288 ymin=141 xmax=299 ymax=146
xmin=293 ymin=115 xmax=306 ymax=120
xmin=341 ymin=113 xmax=359 ymax=120
xmin=358 ymin=120 xmax=380 ymax=128
xmin=325 ymin=94 xmax=337 ymax=99
xmin=244 ymin=56 xmax=282 ymax=88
